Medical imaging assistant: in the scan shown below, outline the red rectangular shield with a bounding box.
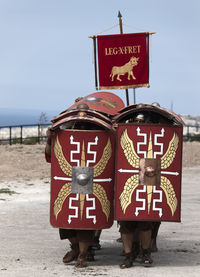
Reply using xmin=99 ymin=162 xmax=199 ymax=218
xmin=97 ymin=33 xmax=149 ymax=90
xmin=50 ymin=129 xmax=115 ymax=229
xmin=115 ymin=124 xmax=183 ymax=222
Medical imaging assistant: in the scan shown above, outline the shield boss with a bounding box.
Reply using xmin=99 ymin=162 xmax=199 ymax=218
xmin=72 ymin=166 xmax=94 ymax=194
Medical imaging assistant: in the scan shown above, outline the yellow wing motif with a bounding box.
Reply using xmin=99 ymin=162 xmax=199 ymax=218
xmin=160 ymin=176 xmax=177 ymax=216
xmin=161 ymin=132 xmax=179 ymax=169
xmin=120 ymin=129 xmax=140 ymax=168
xmin=119 ymin=175 xmax=139 ymax=214
xmin=93 ymin=183 xmax=110 ymax=221
xmin=54 ymin=183 xmax=72 ymax=219
xmin=54 ymin=135 xmax=72 ymax=177
xmin=93 ymin=138 xmax=112 ymax=177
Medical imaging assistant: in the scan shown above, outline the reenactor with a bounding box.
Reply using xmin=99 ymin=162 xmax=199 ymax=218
xmin=113 ymin=103 xmax=184 ymax=267
xmin=45 ymin=92 xmax=124 ymax=267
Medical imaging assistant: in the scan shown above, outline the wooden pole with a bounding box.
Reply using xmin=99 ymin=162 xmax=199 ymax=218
xmin=133 ymin=88 xmax=136 ymax=104
xmin=118 ymin=11 xmax=130 ymax=106
xmin=92 ymin=36 xmax=98 ymax=90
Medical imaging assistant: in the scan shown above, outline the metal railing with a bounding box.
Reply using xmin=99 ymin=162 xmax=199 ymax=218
xmin=0 ymin=124 xmax=50 ymax=145
xmin=0 ymin=123 xmax=200 ymax=145
xmin=183 ymin=124 xmax=200 ymax=141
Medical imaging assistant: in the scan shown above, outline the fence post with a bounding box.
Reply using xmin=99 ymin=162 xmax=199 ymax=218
xmin=38 ymin=125 xmax=40 ymax=144
xmin=9 ymin=126 xmax=12 ymax=145
xmin=187 ymin=126 xmax=190 ymax=141
xmin=20 ymin=126 xmax=23 ymax=144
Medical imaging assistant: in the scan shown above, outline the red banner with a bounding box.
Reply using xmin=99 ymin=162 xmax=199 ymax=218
xmin=97 ymin=33 xmax=149 ymax=90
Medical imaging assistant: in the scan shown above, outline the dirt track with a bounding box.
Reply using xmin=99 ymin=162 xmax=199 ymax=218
xmin=0 ymin=143 xmax=200 ymax=276
xmin=0 ymin=141 xmax=200 ymax=181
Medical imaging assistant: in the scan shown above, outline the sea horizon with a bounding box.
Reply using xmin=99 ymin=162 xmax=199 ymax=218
xmin=0 ymin=107 xmax=58 ymax=127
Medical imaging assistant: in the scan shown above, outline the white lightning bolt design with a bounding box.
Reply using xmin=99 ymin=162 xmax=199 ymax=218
xmin=152 ymin=186 xmax=163 ymax=217
xmin=86 ymin=194 xmax=96 ymax=224
xmin=68 ymin=194 xmax=79 ymax=223
xmin=135 ymin=186 xmax=146 ymax=216
xmin=86 ymin=136 xmax=98 ymax=167
xmin=154 ymin=128 xmax=165 ymax=158
xmin=137 ymin=127 xmax=147 ymax=158
xmin=70 ymin=135 xmax=80 ymax=166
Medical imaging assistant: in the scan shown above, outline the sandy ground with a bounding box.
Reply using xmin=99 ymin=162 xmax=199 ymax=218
xmin=0 ymin=142 xmax=200 ymax=277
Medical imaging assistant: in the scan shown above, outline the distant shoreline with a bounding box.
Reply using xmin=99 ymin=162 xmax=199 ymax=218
xmin=0 ymin=108 xmax=58 ymax=126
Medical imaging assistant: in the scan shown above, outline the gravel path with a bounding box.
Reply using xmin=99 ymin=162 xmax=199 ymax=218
xmin=0 ymin=144 xmax=200 ymax=276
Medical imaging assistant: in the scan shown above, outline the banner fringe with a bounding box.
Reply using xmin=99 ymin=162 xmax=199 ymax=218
xmin=99 ymin=84 xmax=150 ymax=90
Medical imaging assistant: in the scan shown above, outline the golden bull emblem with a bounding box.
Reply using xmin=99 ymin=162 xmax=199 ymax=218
xmin=119 ymin=128 xmax=179 ymax=216
xmin=110 ymin=56 xmax=139 ymax=82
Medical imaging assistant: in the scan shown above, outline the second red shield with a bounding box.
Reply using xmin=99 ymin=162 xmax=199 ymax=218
xmin=115 ymin=124 xmax=183 ymax=222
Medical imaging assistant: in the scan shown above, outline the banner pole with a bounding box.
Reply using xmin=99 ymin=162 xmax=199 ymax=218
xmin=118 ymin=11 xmax=130 ymax=106
xmin=92 ymin=36 xmax=98 ymax=90
xmin=133 ymin=88 xmax=136 ymax=104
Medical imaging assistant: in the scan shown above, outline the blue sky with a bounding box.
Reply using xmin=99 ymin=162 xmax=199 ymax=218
xmin=0 ymin=0 xmax=199 ymax=116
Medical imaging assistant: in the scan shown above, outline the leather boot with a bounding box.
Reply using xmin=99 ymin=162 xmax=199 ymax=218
xmin=75 ymin=253 xmax=87 ymax=268
xmin=63 ymin=243 xmax=79 ymax=264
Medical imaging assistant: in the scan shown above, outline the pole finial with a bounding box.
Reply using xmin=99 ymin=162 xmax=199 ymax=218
xmin=118 ymin=11 xmax=122 ymax=18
